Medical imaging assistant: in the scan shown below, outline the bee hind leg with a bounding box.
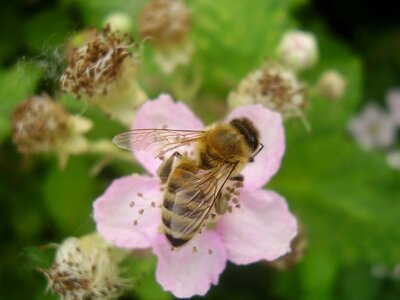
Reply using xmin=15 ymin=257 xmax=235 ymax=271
xmin=157 ymin=152 xmax=182 ymax=183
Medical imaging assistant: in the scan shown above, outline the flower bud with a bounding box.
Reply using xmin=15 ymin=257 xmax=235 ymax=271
xmin=277 ymin=30 xmax=318 ymax=71
xmin=12 ymin=94 xmax=92 ymax=165
xmin=42 ymin=233 xmax=126 ymax=300
xmin=228 ymin=61 xmax=306 ymax=118
xmin=103 ymin=12 xmax=132 ymax=33
xmin=138 ymin=0 xmax=193 ymax=73
xmin=316 ymin=69 xmax=346 ymax=100
xmin=386 ymin=151 xmax=400 ymax=170
xmin=386 ymin=88 xmax=400 ymax=126
xmin=61 ymin=25 xmax=146 ymax=126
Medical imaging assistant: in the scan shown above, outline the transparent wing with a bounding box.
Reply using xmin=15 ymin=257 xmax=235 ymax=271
xmin=170 ymin=164 xmax=236 ymax=237
xmin=112 ymin=129 xmax=206 ymax=158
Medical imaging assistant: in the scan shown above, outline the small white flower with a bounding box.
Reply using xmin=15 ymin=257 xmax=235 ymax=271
xmin=386 ymin=151 xmax=400 ymax=170
xmin=386 ymin=88 xmax=400 ymax=126
xmin=42 ymin=233 xmax=126 ymax=300
xmin=228 ymin=61 xmax=306 ymax=118
xmin=316 ymin=69 xmax=346 ymax=100
xmin=277 ymin=30 xmax=318 ymax=71
xmin=348 ymin=103 xmax=396 ymax=150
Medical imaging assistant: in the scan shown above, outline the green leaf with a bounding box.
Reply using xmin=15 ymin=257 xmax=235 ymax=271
xmin=0 ymin=62 xmax=43 ymax=142
xmin=24 ymin=7 xmax=74 ymax=52
xmin=125 ymin=254 xmax=172 ymax=300
xmin=70 ymin=0 xmax=147 ymax=27
xmin=189 ymin=0 xmax=295 ymax=94
xmin=42 ymin=157 xmax=98 ymax=235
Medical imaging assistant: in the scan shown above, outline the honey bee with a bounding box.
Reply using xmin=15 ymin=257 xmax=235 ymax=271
xmin=113 ymin=117 xmax=263 ymax=247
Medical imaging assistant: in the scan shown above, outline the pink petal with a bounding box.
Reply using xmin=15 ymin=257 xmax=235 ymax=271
xmin=93 ymin=175 xmax=163 ymax=249
xmin=153 ymin=231 xmax=227 ymax=298
xmin=226 ymin=105 xmax=285 ymax=190
xmin=216 ymin=189 xmax=297 ymax=265
xmin=132 ymin=94 xmax=204 ymax=175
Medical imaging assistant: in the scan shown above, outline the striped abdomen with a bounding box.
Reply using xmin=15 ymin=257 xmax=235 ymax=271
xmin=161 ymin=162 xmax=205 ymax=247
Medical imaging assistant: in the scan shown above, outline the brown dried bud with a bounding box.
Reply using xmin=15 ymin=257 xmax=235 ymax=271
xmin=61 ymin=25 xmax=135 ymax=99
xmin=228 ymin=61 xmax=307 ymax=118
xmin=12 ymin=94 xmax=69 ymax=154
xmin=138 ymin=0 xmax=191 ymax=47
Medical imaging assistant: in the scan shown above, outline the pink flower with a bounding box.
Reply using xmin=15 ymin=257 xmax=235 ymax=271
xmin=93 ymin=94 xmax=297 ymax=298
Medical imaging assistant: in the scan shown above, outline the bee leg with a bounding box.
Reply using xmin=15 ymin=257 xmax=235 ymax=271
xmin=229 ymin=174 xmax=244 ymax=182
xmin=157 ymin=152 xmax=182 ymax=183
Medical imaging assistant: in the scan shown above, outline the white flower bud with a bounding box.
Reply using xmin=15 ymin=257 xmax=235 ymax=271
xmin=386 ymin=88 xmax=400 ymax=126
xmin=277 ymin=30 xmax=318 ymax=71
xmin=103 ymin=12 xmax=132 ymax=33
xmin=42 ymin=233 xmax=126 ymax=300
xmin=386 ymin=151 xmax=400 ymax=170
xmin=61 ymin=25 xmax=146 ymax=126
xmin=316 ymin=69 xmax=346 ymax=100
xmin=228 ymin=61 xmax=306 ymax=118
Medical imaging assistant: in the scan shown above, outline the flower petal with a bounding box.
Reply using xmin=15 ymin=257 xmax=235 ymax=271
xmin=226 ymin=104 xmax=285 ymax=189
xmin=153 ymin=231 xmax=227 ymax=298
xmin=93 ymin=175 xmax=163 ymax=249
xmin=132 ymin=94 xmax=204 ymax=175
xmin=216 ymin=189 xmax=297 ymax=265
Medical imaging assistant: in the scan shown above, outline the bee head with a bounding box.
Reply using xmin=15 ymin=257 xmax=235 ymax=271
xmin=229 ymin=117 xmax=260 ymax=152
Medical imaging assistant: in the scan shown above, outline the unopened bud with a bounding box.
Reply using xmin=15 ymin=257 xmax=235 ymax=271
xmin=386 ymin=88 xmax=400 ymax=126
xmin=277 ymin=30 xmax=318 ymax=71
xmin=228 ymin=61 xmax=306 ymax=118
xmin=61 ymin=25 xmax=146 ymax=126
xmin=42 ymin=233 xmax=127 ymax=300
xmin=316 ymin=70 xmax=346 ymax=100
xmin=103 ymin=12 xmax=132 ymax=33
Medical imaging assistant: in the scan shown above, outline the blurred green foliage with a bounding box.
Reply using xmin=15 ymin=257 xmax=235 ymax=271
xmin=0 ymin=0 xmax=399 ymax=299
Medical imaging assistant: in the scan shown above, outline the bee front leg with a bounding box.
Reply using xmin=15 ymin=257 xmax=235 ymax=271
xmin=157 ymin=152 xmax=182 ymax=183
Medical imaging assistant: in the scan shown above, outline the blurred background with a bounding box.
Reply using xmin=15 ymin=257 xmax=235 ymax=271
xmin=1 ymin=0 xmax=399 ymax=299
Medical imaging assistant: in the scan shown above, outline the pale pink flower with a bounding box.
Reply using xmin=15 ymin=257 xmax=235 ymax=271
xmin=348 ymin=103 xmax=396 ymax=150
xmin=386 ymin=88 xmax=400 ymax=126
xmin=93 ymin=94 xmax=297 ymax=298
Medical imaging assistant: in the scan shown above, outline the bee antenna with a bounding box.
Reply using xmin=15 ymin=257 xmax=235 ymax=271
xmin=250 ymin=143 xmax=264 ymax=162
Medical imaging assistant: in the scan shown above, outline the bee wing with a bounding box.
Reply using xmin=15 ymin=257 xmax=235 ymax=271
xmin=170 ymin=163 xmax=237 ymax=237
xmin=112 ymin=129 xmax=206 ymax=158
